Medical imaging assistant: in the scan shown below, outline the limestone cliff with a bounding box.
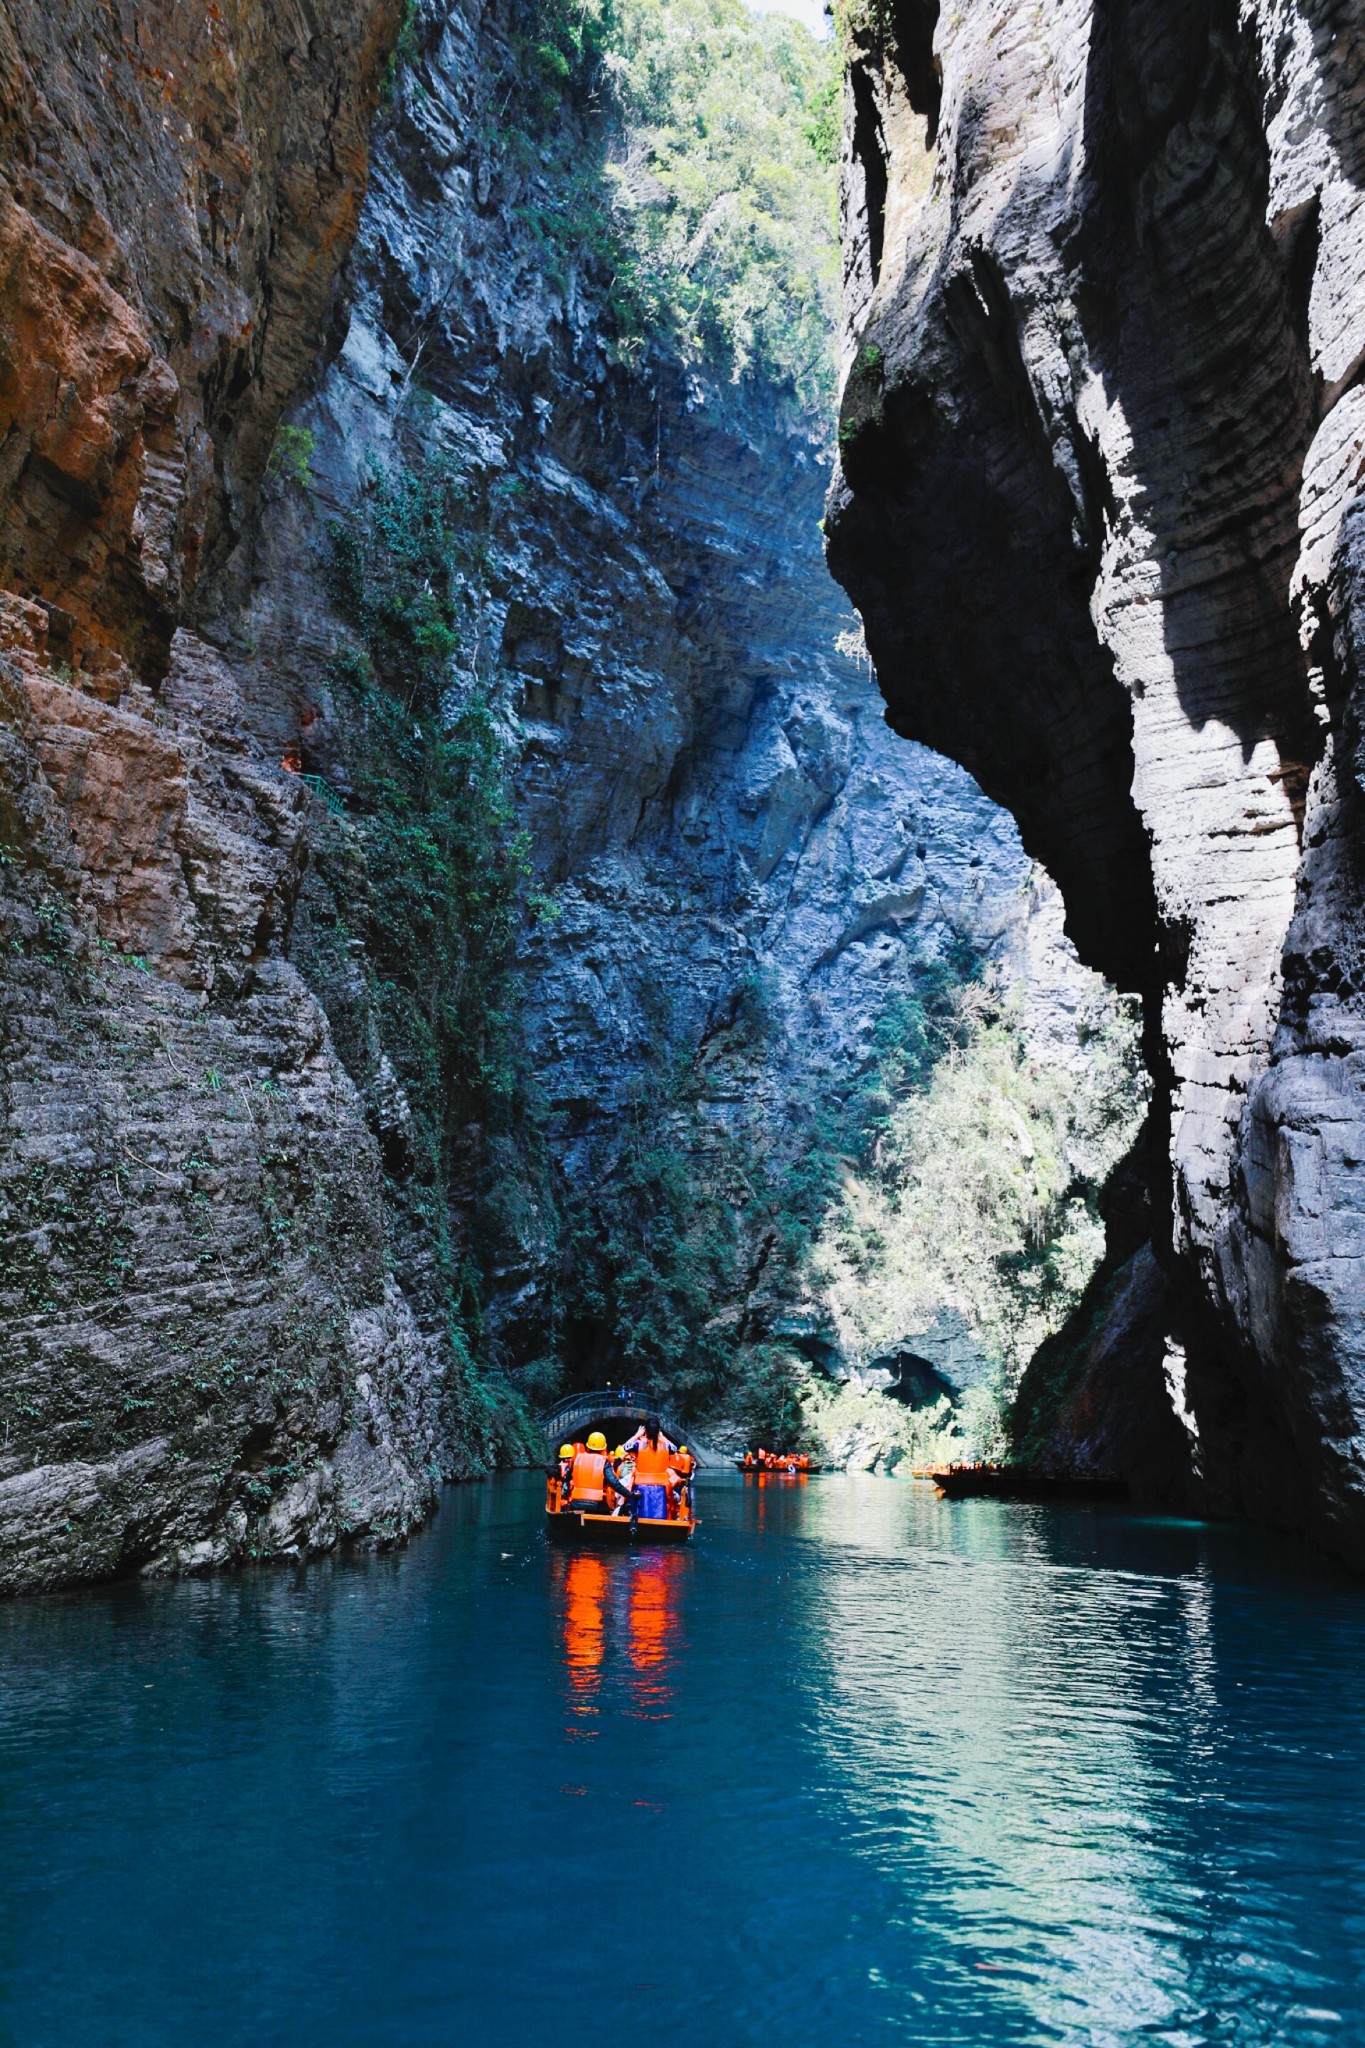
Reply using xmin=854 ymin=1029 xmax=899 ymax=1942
xmin=231 ymin=0 xmax=1116 ymax=1430
xmin=0 ymin=0 xmax=480 ymax=1590
xmin=826 ymin=0 xmax=1365 ymax=1555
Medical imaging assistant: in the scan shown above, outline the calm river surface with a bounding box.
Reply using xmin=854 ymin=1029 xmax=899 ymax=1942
xmin=1 ymin=1472 xmax=1363 ymax=2045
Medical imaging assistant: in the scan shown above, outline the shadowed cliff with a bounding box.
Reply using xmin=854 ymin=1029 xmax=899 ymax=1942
xmin=825 ymin=0 xmax=1365 ymax=1559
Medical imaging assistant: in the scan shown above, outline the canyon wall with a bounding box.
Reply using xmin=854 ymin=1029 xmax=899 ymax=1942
xmin=0 ymin=0 xmax=478 ymax=1590
xmin=233 ymin=0 xmax=1112 ymax=1424
xmin=0 ymin=0 xmax=1125 ymax=1588
xmin=826 ymin=0 xmax=1365 ymax=1556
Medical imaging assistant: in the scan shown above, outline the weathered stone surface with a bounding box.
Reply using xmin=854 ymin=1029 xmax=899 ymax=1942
xmin=826 ymin=0 xmax=1365 ymax=1556
xmin=0 ymin=0 xmax=403 ymax=675
xmin=0 ymin=921 xmax=454 ymax=1591
xmin=0 ymin=0 xmax=462 ymax=1590
xmin=0 ymin=0 xmax=1128 ymax=1589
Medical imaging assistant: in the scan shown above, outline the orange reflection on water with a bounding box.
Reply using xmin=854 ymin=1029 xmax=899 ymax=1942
xmin=626 ymin=1553 xmax=683 ymax=1720
xmin=560 ymin=1552 xmax=609 ymax=1720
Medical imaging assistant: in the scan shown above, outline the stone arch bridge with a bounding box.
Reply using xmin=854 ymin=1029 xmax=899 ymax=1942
xmin=539 ymin=1389 xmax=715 ymax=1466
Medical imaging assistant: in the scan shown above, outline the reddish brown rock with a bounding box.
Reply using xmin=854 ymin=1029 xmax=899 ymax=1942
xmin=0 ymin=0 xmax=499 ymax=1593
xmin=0 ymin=0 xmax=402 ymax=680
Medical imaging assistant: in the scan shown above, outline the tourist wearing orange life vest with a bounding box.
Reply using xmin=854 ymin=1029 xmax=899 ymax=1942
xmin=627 ymin=1416 xmax=678 ymax=1521
xmin=546 ymin=1442 xmax=576 ymax=1512
xmin=608 ymin=1443 xmax=636 ymax=1516
xmin=672 ymin=1445 xmax=696 ymax=1517
xmin=564 ymin=1432 xmax=634 ymax=1514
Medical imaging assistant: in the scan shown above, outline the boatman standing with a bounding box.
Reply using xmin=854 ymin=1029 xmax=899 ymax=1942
xmin=673 ymin=1445 xmax=696 ymax=1517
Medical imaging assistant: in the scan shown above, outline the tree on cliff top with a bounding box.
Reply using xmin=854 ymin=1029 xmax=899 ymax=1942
xmin=514 ymin=0 xmax=841 ymax=416
xmin=603 ymin=0 xmax=840 ymax=411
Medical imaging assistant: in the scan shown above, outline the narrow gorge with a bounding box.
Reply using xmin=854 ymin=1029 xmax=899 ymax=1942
xmin=3 ymin=0 xmax=1364 ymax=1590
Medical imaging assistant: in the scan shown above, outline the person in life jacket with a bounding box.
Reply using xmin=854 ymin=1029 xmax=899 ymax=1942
xmin=565 ymin=1431 xmax=633 ymax=1515
xmin=630 ymin=1416 xmax=678 ymax=1521
xmin=608 ymin=1444 xmax=636 ymax=1517
xmin=673 ymin=1445 xmax=696 ymax=1518
xmin=547 ymin=1442 xmax=576 ymax=1513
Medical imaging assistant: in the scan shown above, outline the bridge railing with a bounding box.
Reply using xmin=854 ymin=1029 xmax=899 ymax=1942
xmin=539 ymin=1390 xmax=714 ymax=1467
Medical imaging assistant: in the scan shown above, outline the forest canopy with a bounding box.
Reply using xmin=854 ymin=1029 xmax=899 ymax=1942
xmin=605 ymin=0 xmax=840 ymax=408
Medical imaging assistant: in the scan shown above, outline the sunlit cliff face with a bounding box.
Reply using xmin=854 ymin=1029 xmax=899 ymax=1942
xmin=825 ymin=0 xmax=1365 ymax=1560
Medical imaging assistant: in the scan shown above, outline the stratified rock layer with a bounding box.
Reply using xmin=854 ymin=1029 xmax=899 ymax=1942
xmin=826 ymin=0 xmax=1365 ymax=1557
xmin=0 ymin=0 xmax=470 ymax=1589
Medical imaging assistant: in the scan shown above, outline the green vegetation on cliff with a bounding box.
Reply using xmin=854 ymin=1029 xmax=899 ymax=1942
xmin=500 ymin=0 xmax=841 ymax=412
xmin=803 ymin=973 xmax=1147 ymax=1457
xmin=295 ymin=456 xmax=544 ymax=1469
xmin=325 ymin=458 xmax=532 ymax=1114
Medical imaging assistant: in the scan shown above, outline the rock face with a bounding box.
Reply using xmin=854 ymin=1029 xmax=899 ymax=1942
xmin=0 ymin=0 xmax=402 ymax=684
xmin=0 ymin=0 xmax=479 ymax=1590
xmin=239 ymin=0 xmax=1118 ymax=1403
xmin=826 ymin=0 xmax=1365 ymax=1556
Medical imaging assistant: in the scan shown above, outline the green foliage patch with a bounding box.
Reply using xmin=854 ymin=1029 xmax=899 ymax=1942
xmin=266 ymin=425 xmax=317 ymax=491
xmin=304 ymin=455 xmax=543 ymax=1464
xmin=498 ymin=0 xmax=841 ymax=414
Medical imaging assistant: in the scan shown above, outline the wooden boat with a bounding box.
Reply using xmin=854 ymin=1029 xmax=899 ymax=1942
xmin=924 ymin=1462 xmax=1127 ymax=1503
xmin=545 ymin=1503 xmax=696 ymax=1545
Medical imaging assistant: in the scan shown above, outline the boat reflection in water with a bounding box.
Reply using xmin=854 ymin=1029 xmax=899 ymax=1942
xmin=625 ymin=1553 xmax=683 ymax=1720
xmin=559 ymin=1552 xmax=610 ymax=1722
xmin=553 ymin=1548 xmax=685 ymax=1726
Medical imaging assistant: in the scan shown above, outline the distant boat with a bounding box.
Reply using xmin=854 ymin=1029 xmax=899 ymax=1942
xmin=923 ymin=1463 xmax=1127 ymax=1503
xmin=734 ymin=1459 xmax=821 ymax=1474
xmin=545 ymin=1502 xmax=695 ymax=1545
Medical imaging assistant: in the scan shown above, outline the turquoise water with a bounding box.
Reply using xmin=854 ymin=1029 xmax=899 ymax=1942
xmin=2 ymin=1473 xmax=1364 ymax=2046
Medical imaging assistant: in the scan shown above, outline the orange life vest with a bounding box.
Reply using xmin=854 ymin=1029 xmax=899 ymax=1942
xmin=570 ymin=1449 xmax=608 ymax=1504
xmin=633 ymin=1438 xmax=673 ymax=1485
xmin=675 ymin=1451 xmax=696 ymax=1478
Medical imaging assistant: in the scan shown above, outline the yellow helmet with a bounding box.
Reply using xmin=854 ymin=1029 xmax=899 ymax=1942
xmin=613 ymin=1446 xmax=626 ymax=1459
xmin=679 ymin=1447 xmax=689 ymax=1456
xmin=559 ymin=1445 xmax=574 ymax=1458
xmin=587 ymin=1430 xmax=608 ymax=1452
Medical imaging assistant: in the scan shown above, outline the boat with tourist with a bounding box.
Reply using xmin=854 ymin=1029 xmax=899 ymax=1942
xmin=544 ymin=1495 xmax=696 ymax=1545
xmin=546 ymin=1427 xmax=697 ymax=1543
xmin=540 ymin=1474 xmax=695 ymax=1548
xmin=736 ymin=1450 xmax=819 ymax=1474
